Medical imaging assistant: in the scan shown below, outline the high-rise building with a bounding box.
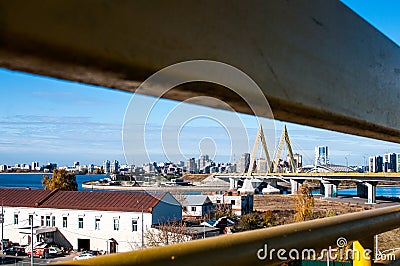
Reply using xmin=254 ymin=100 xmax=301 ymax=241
xmin=383 ymin=153 xmax=397 ymax=172
xmin=197 ymin=154 xmax=211 ymax=172
xmin=198 ymin=155 xmax=208 ymax=169
xmin=110 ymin=160 xmax=120 ymax=174
xmin=143 ymin=163 xmax=155 ymax=173
xmin=397 ymin=154 xmax=400 ymax=172
xmin=88 ymin=164 xmax=95 ymax=174
xmin=369 ymin=156 xmax=383 ymax=173
xmin=186 ymin=158 xmax=197 ymax=174
xmin=237 ymin=153 xmax=250 ymax=173
xmin=293 ymin=153 xmax=303 ymax=168
xmin=256 ymin=158 xmax=268 ymax=173
xmin=31 ymin=161 xmax=40 ymax=171
xmin=0 ymin=165 xmax=7 ymax=172
xmin=314 ymin=146 xmax=329 ymax=166
xmin=103 ymin=160 xmax=111 ymax=174
xmin=286 ymin=153 xmax=303 ymax=171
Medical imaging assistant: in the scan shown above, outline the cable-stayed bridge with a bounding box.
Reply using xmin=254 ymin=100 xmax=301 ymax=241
xmin=215 ymin=124 xmax=400 ymax=204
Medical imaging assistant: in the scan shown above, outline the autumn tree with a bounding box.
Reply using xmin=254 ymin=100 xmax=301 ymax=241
xmin=294 ymin=184 xmax=314 ymax=222
xmin=235 ymin=211 xmax=275 ymax=232
xmin=213 ymin=204 xmax=233 ymax=220
xmin=42 ymin=169 xmax=78 ymax=191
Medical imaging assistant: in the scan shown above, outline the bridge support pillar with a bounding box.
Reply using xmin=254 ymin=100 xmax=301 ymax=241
xmin=229 ymin=178 xmax=238 ymax=190
xmin=356 ymin=182 xmax=377 ymax=204
xmin=357 ymin=182 xmax=368 ymax=198
xmin=366 ymin=182 xmax=378 ymax=204
xmin=319 ymin=181 xmax=325 ymax=195
xmin=322 ymin=180 xmax=339 ymax=198
xmin=290 ymin=179 xmax=304 ymax=195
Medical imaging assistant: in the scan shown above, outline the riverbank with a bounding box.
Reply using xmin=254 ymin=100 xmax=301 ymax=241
xmin=82 ymin=183 xmax=229 ymax=193
xmin=0 ymin=173 xmax=107 ymax=190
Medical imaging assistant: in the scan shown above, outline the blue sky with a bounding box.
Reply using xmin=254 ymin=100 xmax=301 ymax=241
xmin=1 ymin=1 xmax=400 ymax=167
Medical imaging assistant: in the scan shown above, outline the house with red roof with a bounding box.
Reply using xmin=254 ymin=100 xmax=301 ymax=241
xmin=0 ymin=188 xmax=181 ymax=253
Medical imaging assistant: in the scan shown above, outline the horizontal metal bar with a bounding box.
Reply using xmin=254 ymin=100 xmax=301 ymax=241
xmin=0 ymin=1 xmax=400 ymax=142
xmin=57 ymin=205 xmax=400 ymax=266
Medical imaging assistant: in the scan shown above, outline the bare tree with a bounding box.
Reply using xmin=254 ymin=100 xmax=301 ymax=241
xmin=144 ymin=221 xmax=195 ymax=247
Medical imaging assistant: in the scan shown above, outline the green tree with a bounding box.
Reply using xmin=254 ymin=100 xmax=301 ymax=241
xmin=294 ymin=184 xmax=314 ymax=222
xmin=42 ymin=169 xmax=78 ymax=191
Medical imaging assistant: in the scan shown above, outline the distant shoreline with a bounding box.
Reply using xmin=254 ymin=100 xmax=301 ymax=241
xmin=0 ymin=172 xmax=46 ymax=174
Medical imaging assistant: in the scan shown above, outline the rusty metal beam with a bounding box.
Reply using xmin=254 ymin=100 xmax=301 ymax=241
xmin=0 ymin=1 xmax=400 ymax=142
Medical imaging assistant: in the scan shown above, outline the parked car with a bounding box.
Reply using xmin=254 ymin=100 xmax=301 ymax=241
xmin=48 ymin=247 xmax=62 ymax=257
xmin=27 ymin=248 xmax=49 ymax=259
xmin=3 ymin=246 xmax=26 ymax=256
xmin=73 ymin=253 xmax=94 ymax=260
xmin=84 ymin=250 xmax=100 ymax=256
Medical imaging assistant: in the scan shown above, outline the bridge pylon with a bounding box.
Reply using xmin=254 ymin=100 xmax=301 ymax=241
xmin=273 ymin=125 xmax=296 ymax=173
xmin=246 ymin=124 xmax=271 ymax=177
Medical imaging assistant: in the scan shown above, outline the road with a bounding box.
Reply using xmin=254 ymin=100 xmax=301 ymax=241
xmin=0 ymin=253 xmax=77 ymax=265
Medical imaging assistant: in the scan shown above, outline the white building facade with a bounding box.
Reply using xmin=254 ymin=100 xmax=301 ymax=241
xmin=1 ymin=188 xmax=181 ymax=253
xmin=182 ymin=195 xmax=214 ymax=218
xmin=208 ymin=193 xmax=253 ymax=216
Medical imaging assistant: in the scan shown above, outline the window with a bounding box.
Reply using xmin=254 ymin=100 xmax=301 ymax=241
xmin=231 ymin=200 xmax=236 ymax=205
xmin=41 ymin=216 xmax=44 ymax=226
xmin=46 ymin=216 xmax=50 ymax=226
xmin=191 ymin=206 xmax=196 ymax=211
xmin=52 ymin=216 xmax=55 ymax=227
xmin=95 ymin=218 xmax=100 ymax=230
xmin=78 ymin=217 xmax=83 ymax=229
xmin=113 ymin=218 xmax=119 ymax=231
xmin=14 ymin=214 xmax=18 ymax=224
xmin=28 ymin=215 xmax=33 ymax=226
xmin=62 ymin=217 xmax=68 ymax=228
xmin=132 ymin=219 xmax=137 ymax=232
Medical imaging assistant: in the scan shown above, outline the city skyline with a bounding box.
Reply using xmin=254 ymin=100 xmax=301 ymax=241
xmin=1 ymin=66 xmax=400 ymax=167
xmin=1 ymin=1 xmax=400 ymax=166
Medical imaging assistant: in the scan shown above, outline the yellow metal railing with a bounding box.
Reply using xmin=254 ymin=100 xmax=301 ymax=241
xmin=56 ymin=205 xmax=400 ymax=266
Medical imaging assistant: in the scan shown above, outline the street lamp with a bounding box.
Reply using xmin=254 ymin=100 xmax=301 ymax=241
xmin=141 ymin=205 xmax=144 ymax=248
xmin=137 ymin=200 xmax=144 ymax=248
xmin=30 ymin=215 xmax=34 ymax=266
xmin=1 ymin=200 xmax=4 ymax=254
xmin=345 ymin=154 xmax=350 ymax=173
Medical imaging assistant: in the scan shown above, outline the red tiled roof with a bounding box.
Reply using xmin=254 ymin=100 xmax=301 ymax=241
xmin=0 ymin=188 xmax=164 ymax=213
xmin=0 ymin=188 xmax=54 ymax=207
xmin=40 ymin=191 xmax=162 ymax=212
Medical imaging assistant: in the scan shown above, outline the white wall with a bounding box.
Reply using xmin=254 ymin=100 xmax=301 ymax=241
xmin=182 ymin=205 xmax=203 ymax=217
xmin=3 ymin=206 xmax=153 ymax=252
xmin=208 ymin=195 xmax=253 ymax=216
